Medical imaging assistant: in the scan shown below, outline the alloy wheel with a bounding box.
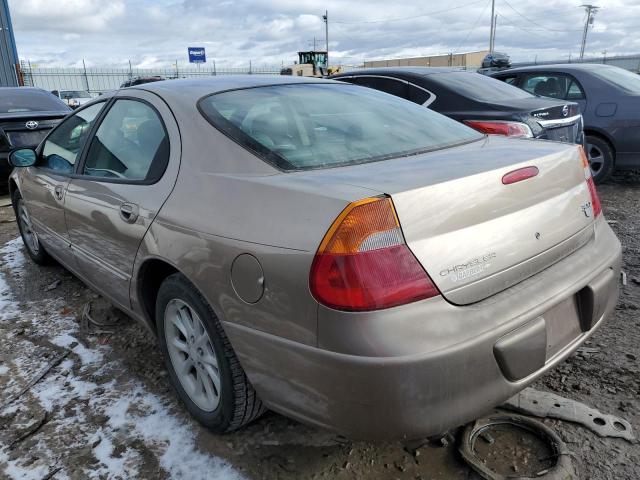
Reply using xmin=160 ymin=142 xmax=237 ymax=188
xmin=586 ymin=142 xmax=604 ymax=176
xmin=164 ymin=299 xmax=221 ymax=411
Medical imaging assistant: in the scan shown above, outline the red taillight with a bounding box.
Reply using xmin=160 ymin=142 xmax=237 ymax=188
xmin=309 ymin=197 xmax=439 ymax=311
xmin=463 ymin=120 xmax=533 ymax=138
xmin=579 ymin=146 xmax=602 ymax=217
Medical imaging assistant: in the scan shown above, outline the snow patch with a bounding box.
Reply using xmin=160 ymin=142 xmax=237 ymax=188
xmin=51 ymin=332 xmax=103 ymax=366
xmin=0 ymin=237 xmax=245 ymax=480
xmin=104 ymin=388 xmax=244 ymax=480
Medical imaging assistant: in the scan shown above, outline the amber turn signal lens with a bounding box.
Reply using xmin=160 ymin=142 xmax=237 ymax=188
xmin=310 ymin=196 xmax=439 ymax=311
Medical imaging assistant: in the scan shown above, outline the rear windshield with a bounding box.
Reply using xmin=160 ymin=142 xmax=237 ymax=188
xmin=429 ymin=71 xmax=533 ymax=102
xmin=198 ymin=83 xmax=482 ymax=170
xmin=0 ymin=89 xmax=69 ymax=113
xmin=590 ymin=66 xmax=640 ymax=94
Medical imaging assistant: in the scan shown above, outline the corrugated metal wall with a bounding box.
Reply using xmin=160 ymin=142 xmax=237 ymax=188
xmin=22 ymin=66 xmax=281 ymax=94
xmin=0 ymin=0 xmax=18 ymax=86
xmin=364 ymin=51 xmax=489 ymax=69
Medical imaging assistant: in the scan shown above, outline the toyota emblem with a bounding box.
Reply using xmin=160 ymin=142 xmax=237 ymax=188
xmin=562 ymin=105 xmax=569 ymax=117
xmin=25 ymin=121 xmax=38 ymax=130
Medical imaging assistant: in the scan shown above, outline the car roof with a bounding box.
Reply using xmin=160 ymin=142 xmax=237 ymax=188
xmin=335 ymin=67 xmax=468 ymax=77
xmin=493 ymin=63 xmax=615 ymax=74
xmin=0 ymin=87 xmax=50 ymax=94
xmin=131 ymin=75 xmax=341 ymax=101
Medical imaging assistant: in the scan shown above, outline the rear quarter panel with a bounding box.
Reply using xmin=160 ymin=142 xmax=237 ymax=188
xmin=132 ymin=101 xmax=375 ymax=345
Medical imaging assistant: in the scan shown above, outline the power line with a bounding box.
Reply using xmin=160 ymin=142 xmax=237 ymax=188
xmin=495 ymin=11 xmax=557 ymax=38
xmin=333 ymin=0 xmax=486 ymax=25
xmin=455 ymin=0 xmax=492 ymax=53
xmin=502 ymin=0 xmax=583 ymax=32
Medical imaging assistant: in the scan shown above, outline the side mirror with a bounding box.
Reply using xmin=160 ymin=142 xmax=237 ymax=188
xmin=9 ymin=148 xmax=37 ymax=167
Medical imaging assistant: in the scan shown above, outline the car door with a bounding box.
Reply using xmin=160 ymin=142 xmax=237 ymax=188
xmin=64 ymin=90 xmax=180 ymax=310
xmin=19 ymin=102 xmax=106 ymax=267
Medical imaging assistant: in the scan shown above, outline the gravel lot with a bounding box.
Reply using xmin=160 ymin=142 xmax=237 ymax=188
xmin=0 ymin=172 xmax=638 ymax=480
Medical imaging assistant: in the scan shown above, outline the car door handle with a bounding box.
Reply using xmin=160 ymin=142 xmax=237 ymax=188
xmin=54 ymin=185 xmax=64 ymax=201
xmin=119 ymin=203 xmax=139 ymax=224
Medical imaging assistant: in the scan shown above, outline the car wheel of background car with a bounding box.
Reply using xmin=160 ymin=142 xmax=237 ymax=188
xmin=156 ymin=273 xmax=265 ymax=432
xmin=12 ymin=191 xmax=51 ymax=265
xmin=585 ymin=135 xmax=614 ymax=184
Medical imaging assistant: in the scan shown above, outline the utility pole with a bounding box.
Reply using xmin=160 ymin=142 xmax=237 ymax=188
xmin=491 ymin=14 xmax=497 ymax=52
xmin=489 ymin=0 xmax=495 ymax=53
xmin=323 ymin=10 xmax=329 ymax=68
xmin=579 ymin=4 xmax=599 ymax=60
xmin=82 ymin=59 xmax=90 ymax=92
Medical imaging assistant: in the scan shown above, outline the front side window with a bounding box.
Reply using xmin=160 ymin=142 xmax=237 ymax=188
xmin=40 ymin=102 xmax=105 ymax=173
xmin=199 ymin=83 xmax=482 ymax=171
xmin=82 ymin=99 xmax=169 ymax=181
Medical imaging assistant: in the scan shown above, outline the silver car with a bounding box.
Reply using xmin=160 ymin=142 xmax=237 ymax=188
xmin=7 ymin=76 xmax=621 ymax=440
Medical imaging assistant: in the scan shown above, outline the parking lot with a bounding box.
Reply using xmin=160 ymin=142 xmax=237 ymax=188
xmin=0 ymin=171 xmax=637 ymax=480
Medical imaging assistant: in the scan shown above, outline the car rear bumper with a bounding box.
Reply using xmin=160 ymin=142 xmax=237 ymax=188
xmin=224 ymin=216 xmax=621 ymax=440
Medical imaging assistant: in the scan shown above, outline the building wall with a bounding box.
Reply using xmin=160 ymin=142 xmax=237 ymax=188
xmin=0 ymin=0 xmax=19 ymax=86
xmin=364 ymin=51 xmax=489 ymax=69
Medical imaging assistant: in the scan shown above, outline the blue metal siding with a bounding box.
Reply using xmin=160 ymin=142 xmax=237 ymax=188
xmin=0 ymin=0 xmax=18 ymax=86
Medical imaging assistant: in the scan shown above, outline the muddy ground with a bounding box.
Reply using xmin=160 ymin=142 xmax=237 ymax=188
xmin=0 ymin=172 xmax=638 ymax=480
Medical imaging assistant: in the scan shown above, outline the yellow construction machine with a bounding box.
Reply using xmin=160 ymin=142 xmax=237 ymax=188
xmin=280 ymin=51 xmax=341 ymax=77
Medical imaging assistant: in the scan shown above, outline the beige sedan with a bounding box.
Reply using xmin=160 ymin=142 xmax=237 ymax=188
xmin=7 ymin=76 xmax=621 ymax=439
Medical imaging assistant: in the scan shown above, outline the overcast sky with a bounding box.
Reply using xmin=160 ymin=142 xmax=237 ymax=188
xmin=8 ymin=0 xmax=640 ymax=69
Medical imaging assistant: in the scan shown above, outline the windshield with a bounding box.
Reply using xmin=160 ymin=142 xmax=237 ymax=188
xmin=590 ymin=66 xmax=640 ymax=94
xmin=0 ymin=89 xmax=69 ymax=113
xmin=60 ymin=90 xmax=91 ymax=99
xmin=430 ymin=71 xmax=533 ymax=102
xmin=199 ymin=83 xmax=482 ymax=171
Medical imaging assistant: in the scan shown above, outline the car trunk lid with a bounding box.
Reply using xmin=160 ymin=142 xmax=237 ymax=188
xmin=309 ymin=136 xmax=595 ymax=305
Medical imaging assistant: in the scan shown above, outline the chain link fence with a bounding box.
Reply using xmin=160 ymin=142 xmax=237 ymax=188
xmin=20 ymin=64 xmax=282 ymax=94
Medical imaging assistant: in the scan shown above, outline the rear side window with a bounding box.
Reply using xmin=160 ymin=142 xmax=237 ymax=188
xmin=353 ymin=77 xmax=409 ymax=100
xmin=82 ymin=99 xmax=169 ymax=182
xmin=522 ymin=74 xmax=585 ymax=100
xmin=408 ymin=84 xmax=432 ymax=105
xmin=198 ymin=83 xmax=482 ymax=171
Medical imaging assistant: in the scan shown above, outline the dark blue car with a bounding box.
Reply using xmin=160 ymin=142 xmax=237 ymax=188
xmin=492 ymin=64 xmax=640 ymax=183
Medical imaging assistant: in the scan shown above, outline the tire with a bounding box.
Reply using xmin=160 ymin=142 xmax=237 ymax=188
xmin=156 ymin=273 xmax=265 ymax=433
xmin=12 ymin=191 xmax=51 ymax=265
xmin=585 ymin=135 xmax=614 ymax=184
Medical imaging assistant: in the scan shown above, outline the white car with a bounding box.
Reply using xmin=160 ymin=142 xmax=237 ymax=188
xmin=51 ymin=90 xmax=93 ymax=109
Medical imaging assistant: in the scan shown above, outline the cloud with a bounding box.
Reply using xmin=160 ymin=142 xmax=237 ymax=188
xmin=8 ymin=0 xmax=640 ymax=68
